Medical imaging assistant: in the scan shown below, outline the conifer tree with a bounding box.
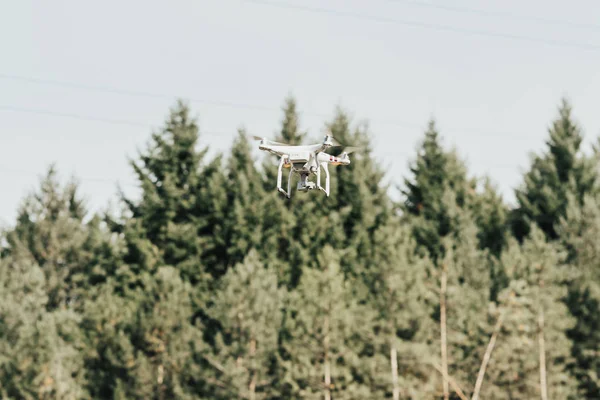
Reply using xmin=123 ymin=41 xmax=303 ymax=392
xmin=223 ymin=130 xmax=267 ymax=267
xmin=279 ymin=246 xmax=373 ymax=399
xmin=0 ymin=255 xmax=88 ymax=399
xmin=401 ymin=120 xmax=479 ymax=262
xmin=95 ymin=100 xmax=228 ymax=398
xmin=112 ymin=99 xmax=227 ymax=289
xmin=3 ymin=165 xmax=117 ymax=311
xmin=556 ymin=193 xmax=600 ymax=398
xmin=82 ymin=267 xmax=207 ymax=400
xmin=470 ymin=177 xmax=508 ymax=259
xmin=206 ymin=250 xmax=285 ymax=399
xmin=511 ymin=98 xmax=598 ymax=241
xmin=366 ymin=221 xmax=437 ymax=398
xmin=434 ymin=190 xmax=492 ymax=398
xmin=481 ymin=228 xmax=578 ymax=399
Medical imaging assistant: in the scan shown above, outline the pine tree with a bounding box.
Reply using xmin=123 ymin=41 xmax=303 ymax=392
xmin=556 ymin=193 xmax=600 ymax=398
xmin=366 ymin=221 xmax=437 ymax=398
xmin=400 ymin=120 xmax=478 ymax=263
xmin=481 ymin=228 xmax=578 ymax=399
xmin=435 ymin=190 xmax=492 ymax=398
xmin=3 ymin=165 xmax=117 ymax=311
xmin=470 ymin=177 xmax=508 ymax=260
xmin=206 ymin=250 xmax=285 ymax=399
xmin=279 ymin=245 xmax=373 ymax=399
xmin=511 ymin=98 xmax=598 ymax=241
xmin=112 ymin=99 xmax=227 ymax=289
xmin=82 ymin=267 xmax=207 ymax=400
xmin=0 ymin=255 xmax=88 ymax=399
xmin=223 ymin=129 xmax=267 ymax=267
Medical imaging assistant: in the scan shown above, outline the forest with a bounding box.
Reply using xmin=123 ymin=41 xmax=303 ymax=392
xmin=0 ymin=96 xmax=598 ymax=400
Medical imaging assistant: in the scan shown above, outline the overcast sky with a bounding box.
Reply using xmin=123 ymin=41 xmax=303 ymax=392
xmin=2 ymin=0 xmax=600 ymax=225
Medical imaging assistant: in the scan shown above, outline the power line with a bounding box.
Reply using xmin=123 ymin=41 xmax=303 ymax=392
xmin=0 ymin=73 xmax=536 ymax=139
xmin=239 ymin=0 xmax=600 ymax=52
xmin=0 ymin=105 xmax=229 ymax=137
xmin=0 ymin=73 xmax=420 ymax=129
xmin=0 ymin=74 xmax=287 ymax=114
xmin=387 ymin=0 xmax=600 ymax=32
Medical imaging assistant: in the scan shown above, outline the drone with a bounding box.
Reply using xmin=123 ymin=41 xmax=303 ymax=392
xmin=252 ymin=133 xmax=359 ymax=198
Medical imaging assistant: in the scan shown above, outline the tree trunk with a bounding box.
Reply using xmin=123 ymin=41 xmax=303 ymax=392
xmin=249 ymin=338 xmax=257 ymax=400
xmin=391 ymin=344 xmax=400 ymax=400
xmin=324 ymin=315 xmax=331 ymax=400
xmin=440 ymin=263 xmax=449 ymax=400
xmin=538 ymin=280 xmax=548 ymax=400
xmin=472 ymin=308 xmax=505 ymax=400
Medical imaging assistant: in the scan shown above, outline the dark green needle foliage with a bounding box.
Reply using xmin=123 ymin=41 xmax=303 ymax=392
xmin=400 ymin=120 xmax=502 ymax=263
xmin=112 ymin=99 xmax=227 ymax=289
xmin=511 ymin=98 xmax=598 ymax=242
xmin=206 ymin=250 xmax=285 ymax=399
xmin=279 ymin=246 xmax=373 ymax=399
xmin=1 ymin=96 xmax=599 ymax=399
xmin=484 ymin=227 xmax=578 ymax=399
xmin=556 ymin=193 xmax=600 ymax=398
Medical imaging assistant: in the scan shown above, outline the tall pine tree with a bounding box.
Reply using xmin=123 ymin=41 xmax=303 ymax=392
xmin=511 ymin=98 xmax=598 ymax=241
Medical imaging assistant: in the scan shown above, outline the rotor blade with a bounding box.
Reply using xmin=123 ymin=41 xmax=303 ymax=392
xmin=329 ymin=136 xmax=343 ymax=147
xmin=337 ymin=146 xmax=362 ymax=156
xmin=341 ymin=146 xmax=361 ymax=154
xmin=249 ymin=135 xmax=290 ymax=146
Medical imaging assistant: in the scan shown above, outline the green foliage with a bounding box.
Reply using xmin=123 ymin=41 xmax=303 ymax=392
xmin=113 ymin=99 xmax=226 ymax=288
xmin=1 ymin=96 xmax=598 ymax=399
xmin=206 ymin=250 xmax=285 ymax=399
xmin=0 ymin=256 xmax=88 ymax=399
xmin=366 ymin=221 xmax=438 ymax=398
xmin=279 ymin=246 xmax=373 ymax=398
xmin=3 ymin=165 xmax=117 ymax=311
xmin=511 ymin=98 xmax=598 ymax=241
xmin=401 ymin=120 xmax=506 ymax=263
xmin=556 ymin=193 xmax=600 ymax=398
xmin=438 ymin=192 xmax=493 ymax=397
xmin=484 ymin=228 xmax=578 ymax=399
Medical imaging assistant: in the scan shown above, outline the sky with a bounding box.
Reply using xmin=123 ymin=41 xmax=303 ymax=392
xmin=1 ymin=0 xmax=600 ymax=226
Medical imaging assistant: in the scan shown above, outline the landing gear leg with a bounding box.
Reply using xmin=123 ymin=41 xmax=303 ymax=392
xmin=277 ymin=156 xmax=291 ymax=198
xmin=316 ymin=162 xmax=330 ymax=197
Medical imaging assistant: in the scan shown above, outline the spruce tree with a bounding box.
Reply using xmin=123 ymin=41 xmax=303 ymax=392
xmin=223 ymin=130 xmax=267 ymax=267
xmin=366 ymin=221 xmax=437 ymax=398
xmin=82 ymin=267 xmax=207 ymax=400
xmin=482 ymin=228 xmax=578 ymax=399
xmin=112 ymin=99 xmax=227 ymax=289
xmin=279 ymin=245 xmax=373 ymax=399
xmin=511 ymin=98 xmax=598 ymax=241
xmin=435 ymin=190 xmax=492 ymax=398
xmin=3 ymin=165 xmax=117 ymax=311
xmin=556 ymin=193 xmax=600 ymax=398
xmin=0 ymin=255 xmax=88 ymax=399
xmin=206 ymin=250 xmax=285 ymax=399
xmin=401 ymin=120 xmax=478 ymax=263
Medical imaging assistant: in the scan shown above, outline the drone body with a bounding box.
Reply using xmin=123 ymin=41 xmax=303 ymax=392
xmin=253 ymin=134 xmax=356 ymax=198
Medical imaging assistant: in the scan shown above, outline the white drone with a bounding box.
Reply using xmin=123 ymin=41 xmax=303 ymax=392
xmin=253 ymin=133 xmax=359 ymax=198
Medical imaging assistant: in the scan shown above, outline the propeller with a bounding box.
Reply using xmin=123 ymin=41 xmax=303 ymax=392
xmin=329 ymin=136 xmax=343 ymax=147
xmin=249 ymin=135 xmax=290 ymax=146
xmin=338 ymin=146 xmax=361 ymax=155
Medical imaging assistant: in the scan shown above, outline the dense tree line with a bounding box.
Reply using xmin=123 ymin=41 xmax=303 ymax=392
xmin=1 ymin=97 xmax=598 ymax=399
